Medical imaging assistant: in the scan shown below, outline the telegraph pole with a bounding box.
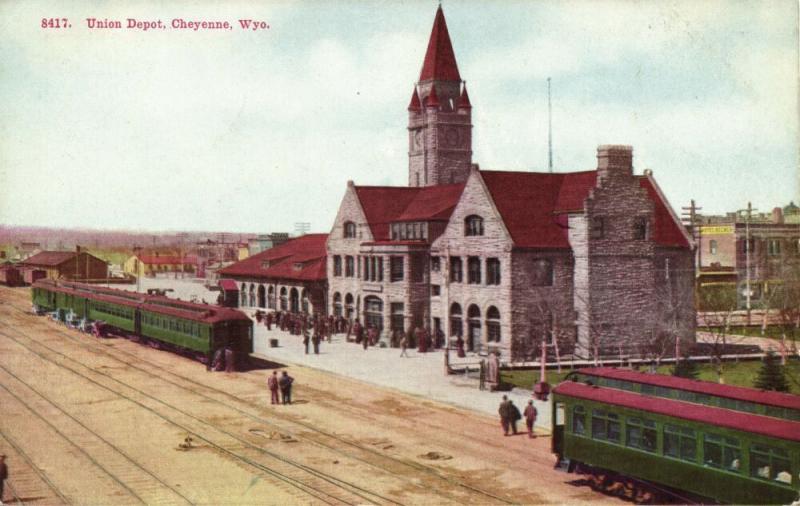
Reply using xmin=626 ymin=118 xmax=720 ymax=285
xmin=294 ymin=222 xmax=311 ymax=236
xmin=738 ymin=202 xmax=757 ymax=324
xmin=681 ymin=200 xmax=702 ymax=270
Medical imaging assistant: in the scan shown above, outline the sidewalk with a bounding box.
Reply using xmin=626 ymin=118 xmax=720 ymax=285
xmin=249 ymin=319 xmax=552 ymax=432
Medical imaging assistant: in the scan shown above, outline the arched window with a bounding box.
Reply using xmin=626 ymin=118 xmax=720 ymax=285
xmin=363 ymin=296 xmax=383 ymax=332
xmin=465 ymin=215 xmax=484 ymax=236
xmin=257 ymin=285 xmax=266 ymax=308
xmin=280 ymin=287 xmax=288 ymax=311
xmin=333 ymin=292 xmax=342 ymax=317
xmin=249 ymin=284 xmax=256 ymax=307
xmin=449 ymin=303 xmax=463 ymax=337
xmin=344 ymin=221 xmax=357 ymax=238
xmin=486 ymin=306 xmax=501 ymax=342
xmin=290 ymin=288 xmax=299 ymax=313
xmin=239 ymin=284 xmax=247 ymax=307
xmin=345 ymin=293 xmax=354 ymax=319
xmin=467 ymin=304 xmax=481 ymax=352
xmin=301 ymin=289 xmax=309 ymax=314
xmin=268 ymin=285 xmax=276 ymax=309
xmin=532 ymin=259 xmax=554 ymax=286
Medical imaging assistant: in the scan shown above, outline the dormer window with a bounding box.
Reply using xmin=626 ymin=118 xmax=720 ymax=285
xmin=465 ymin=215 xmax=484 ymax=236
xmin=261 ymin=261 xmax=271 ymax=269
xmin=633 ymin=217 xmax=648 ymax=240
xmin=344 ymin=221 xmax=357 ymax=238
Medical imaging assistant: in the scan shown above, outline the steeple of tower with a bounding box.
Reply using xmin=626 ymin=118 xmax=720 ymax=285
xmin=419 ymin=6 xmax=461 ymax=82
xmin=407 ymin=6 xmax=473 ymax=188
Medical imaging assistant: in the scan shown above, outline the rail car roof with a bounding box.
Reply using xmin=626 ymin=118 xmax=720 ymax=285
xmin=554 ymin=381 xmax=800 ymax=443
xmin=33 ymin=279 xmax=251 ymax=324
xmin=577 ymin=367 xmax=800 ymax=412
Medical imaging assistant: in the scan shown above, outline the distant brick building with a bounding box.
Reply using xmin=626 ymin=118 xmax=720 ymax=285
xmin=326 ymin=6 xmax=695 ymax=361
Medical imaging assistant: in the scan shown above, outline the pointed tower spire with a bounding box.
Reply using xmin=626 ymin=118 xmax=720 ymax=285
xmin=407 ymin=87 xmax=421 ymax=111
xmin=457 ymin=84 xmax=472 ymax=109
xmin=425 ymin=84 xmax=440 ymax=108
xmin=419 ymin=6 xmax=461 ymax=82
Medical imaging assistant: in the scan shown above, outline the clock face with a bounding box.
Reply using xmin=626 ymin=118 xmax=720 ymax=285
xmin=445 ymin=127 xmax=460 ymax=148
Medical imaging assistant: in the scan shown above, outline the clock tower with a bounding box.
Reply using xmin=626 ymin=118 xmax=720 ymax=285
xmin=408 ymin=6 xmax=473 ymax=187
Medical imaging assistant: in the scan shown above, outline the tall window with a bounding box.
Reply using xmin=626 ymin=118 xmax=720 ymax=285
xmin=664 ymin=424 xmax=696 ymax=462
xmin=633 ymin=217 xmax=647 ymax=240
xmin=450 ymin=256 xmax=463 ymax=283
xmin=333 ymin=292 xmax=342 ymax=317
xmin=377 ymin=257 xmax=384 ymax=282
xmin=343 ymin=221 xmax=357 ymax=238
xmin=467 ymin=257 xmax=481 ymax=284
xmin=486 ymin=306 xmax=501 ymax=342
xmin=465 ymin=215 xmax=484 ymax=236
xmin=280 ymin=287 xmax=288 ymax=311
xmin=363 ymin=296 xmax=383 ymax=331
xmin=268 ymin=286 xmax=275 ymax=309
xmin=709 ymin=240 xmax=718 ymax=255
xmin=532 ymin=259 xmax=553 ymax=286
xmin=768 ymin=239 xmax=782 ymax=256
xmin=430 ymin=256 xmax=441 ymax=272
xmin=449 ymin=303 xmax=463 ymax=337
xmin=486 ymin=258 xmax=501 ymax=285
xmin=345 ymin=256 xmax=354 ymax=277
xmin=572 ymin=405 xmax=586 ymax=435
xmin=344 ymin=293 xmax=354 ymax=319
xmin=390 ymin=303 xmax=405 ymax=333
xmin=333 ymin=255 xmax=342 ymax=276
xmin=390 ymin=256 xmax=404 ymax=282
xmin=590 ymin=216 xmax=605 ymax=239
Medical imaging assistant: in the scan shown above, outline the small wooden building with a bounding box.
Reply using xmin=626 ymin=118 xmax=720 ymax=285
xmin=20 ymin=250 xmax=108 ymax=282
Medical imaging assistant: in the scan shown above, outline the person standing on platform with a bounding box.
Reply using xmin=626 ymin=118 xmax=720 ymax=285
xmin=498 ymin=396 xmax=511 ymax=436
xmin=278 ymin=371 xmax=293 ymax=405
xmin=312 ymin=332 xmax=320 ymax=355
xmin=524 ymin=400 xmax=538 ymax=438
xmin=508 ymin=400 xmax=521 ymax=435
xmin=400 ymin=334 xmax=409 ymax=357
xmin=0 ymin=454 xmax=7 ymax=505
xmin=302 ymin=326 xmax=310 ymax=354
xmin=265 ymin=312 xmax=272 ymax=331
xmin=415 ymin=326 xmax=427 ymax=353
xmin=267 ymin=371 xmax=279 ymax=405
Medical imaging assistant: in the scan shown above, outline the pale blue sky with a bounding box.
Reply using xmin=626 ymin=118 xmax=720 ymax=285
xmin=1 ymin=0 xmax=797 ymax=233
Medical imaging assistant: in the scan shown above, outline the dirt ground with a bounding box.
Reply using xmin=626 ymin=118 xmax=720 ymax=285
xmin=0 ymin=285 xmax=617 ymax=505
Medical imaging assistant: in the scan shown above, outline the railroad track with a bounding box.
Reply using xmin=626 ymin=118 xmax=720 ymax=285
xmin=0 ymin=428 xmax=70 ymax=505
xmin=0 ymin=326 xmax=407 ymax=506
xmin=0 ymin=298 xmax=519 ymax=504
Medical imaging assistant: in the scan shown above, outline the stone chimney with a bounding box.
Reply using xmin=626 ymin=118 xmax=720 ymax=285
xmin=597 ymin=145 xmax=633 ymax=184
xmin=772 ymin=207 xmax=784 ymax=224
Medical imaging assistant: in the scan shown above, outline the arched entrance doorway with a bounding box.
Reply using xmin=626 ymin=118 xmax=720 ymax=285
xmin=467 ymin=304 xmax=481 ymax=352
xmin=280 ymin=287 xmax=288 ymax=310
xmin=289 ymin=288 xmax=299 ymax=313
xmin=257 ymin=285 xmax=266 ymax=308
xmin=449 ymin=303 xmax=463 ymax=339
xmin=344 ymin=293 xmax=354 ymax=320
xmin=249 ymin=284 xmax=256 ymax=308
xmin=301 ymin=289 xmax=309 ymax=314
xmin=268 ymin=285 xmax=275 ymax=309
xmin=333 ymin=292 xmax=342 ymax=317
xmin=363 ymin=296 xmax=383 ymax=332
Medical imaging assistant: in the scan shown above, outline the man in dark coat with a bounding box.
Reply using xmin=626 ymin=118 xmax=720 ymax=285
xmin=524 ymin=400 xmax=538 ymax=438
xmin=508 ymin=400 xmax=521 ymax=435
xmin=498 ymin=395 xmax=511 ymax=436
xmin=0 ymin=454 xmax=7 ymax=504
xmin=278 ymin=371 xmax=293 ymax=404
xmin=312 ymin=331 xmax=321 ymax=355
xmin=267 ymin=371 xmax=279 ymax=405
xmin=265 ymin=312 xmax=272 ymax=330
xmin=302 ymin=326 xmax=310 ymax=354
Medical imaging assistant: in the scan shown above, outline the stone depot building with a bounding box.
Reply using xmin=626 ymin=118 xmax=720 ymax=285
xmin=325 ymin=6 xmax=695 ymax=360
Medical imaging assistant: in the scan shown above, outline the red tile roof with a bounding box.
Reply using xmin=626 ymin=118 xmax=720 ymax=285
xmin=218 ymin=234 xmax=327 ymax=282
xmin=419 ymin=6 xmax=461 ymax=82
xmin=218 ymin=279 xmax=238 ymax=291
xmin=22 ymin=251 xmax=78 ymax=266
xmin=480 ymin=170 xmax=689 ymax=249
xmin=354 ymin=183 xmax=465 ymax=240
xmin=554 ymin=381 xmax=800 ymax=443
xmin=578 ymin=367 xmax=800 ymax=412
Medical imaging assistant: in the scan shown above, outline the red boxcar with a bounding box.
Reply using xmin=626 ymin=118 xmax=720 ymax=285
xmin=0 ymin=264 xmax=24 ymax=287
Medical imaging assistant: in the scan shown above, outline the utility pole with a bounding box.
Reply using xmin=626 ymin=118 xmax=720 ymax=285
xmin=294 ymin=222 xmax=311 ymax=236
xmin=547 ymin=77 xmax=553 ymax=173
xmin=738 ymin=202 xmax=757 ymax=325
xmin=681 ymin=200 xmax=702 ymax=271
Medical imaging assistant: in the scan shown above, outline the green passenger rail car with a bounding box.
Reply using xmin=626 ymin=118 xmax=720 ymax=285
xmin=31 ymin=279 xmax=253 ymax=368
xmin=552 ymin=369 xmax=800 ymax=504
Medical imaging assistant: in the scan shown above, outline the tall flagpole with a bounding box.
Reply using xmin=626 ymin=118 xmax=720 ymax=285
xmin=547 ymin=77 xmax=553 ymax=173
